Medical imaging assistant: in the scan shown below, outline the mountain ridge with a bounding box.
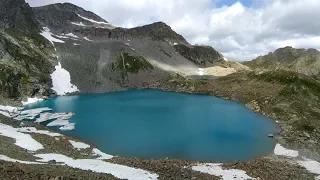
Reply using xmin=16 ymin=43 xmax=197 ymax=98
xmin=28 ymin=2 xmax=239 ymax=94
xmin=244 ymin=46 xmax=320 ymax=79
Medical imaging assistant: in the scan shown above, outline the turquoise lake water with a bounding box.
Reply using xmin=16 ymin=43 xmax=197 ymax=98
xmin=24 ymin=90 xmax=280 ymax=162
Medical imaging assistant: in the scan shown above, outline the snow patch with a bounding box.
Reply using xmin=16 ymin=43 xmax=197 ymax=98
xmin=83 ymin=36 xmax=93 ymax=41
xmin=54 ymin=34 xmax=80 ymax=41
xmin=35 ymin=153 xmax=159 ymax=180
xmin=274 ymin=144 xmax=299 ymax=157
xmin=71 ymin=22 xmax=87 ymax=27
xmin=174 ymin=42 xmax=178 ymax=45
xmin=77 ymin=14 xmax=109 ymax=25
xmin=16 ymin=107 xmax=52 ymax=120
xmin=73 ymin=43 xmax=80 ymax=46
xmin=224 ymin=57 xmax=228 ymax=61
xmin=92 ymin=148 xmax=113 ymax=160
xmin=17 ymin=127 xmax=62 ymax=137
xmin=0 ymin=105 xmax=18 ymax=113
xmin=21 ymin=97 xmax=43 ymax=105
xmin=40 ymin=27 xmax=65 ymax=45
xmin=198 ymin=68 xmax=204 ymax=76
xmin=0 ymin=123 xmax=43 ymax=151
xmin=0 ymin=155 xmax=43 ymax=164
xmin=192 ymin=163 xmax=255 ymax=180
xmin=35 ymin=112 xmax=73 ymax=123
xmin=125 ymin=42 xmax=130 ymax=46
xmin=69 ymin=140 xmax=90 ymax=150
xmin=51 ymin=62 xmax=79 ymax=95
xmin=59 ymin=123 xmax=75 ymax=131
xmin=65 ymin=33 xmax=79 ymax=38
xmin=0 ymin=105 xmax=18 ymax=117
xmin=54 ymin=34 xmax=69 ymax=39
xmin=297 ymin=158 xmax=320 ymax=177
xmin=0 ymin=111 xmax=10 ymax=117
xmin=47 ymin=119 xmax=71 ymax=127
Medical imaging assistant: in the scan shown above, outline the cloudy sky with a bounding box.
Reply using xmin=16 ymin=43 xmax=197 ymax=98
xmin=26 ymin=0 xmax=320 ymax=61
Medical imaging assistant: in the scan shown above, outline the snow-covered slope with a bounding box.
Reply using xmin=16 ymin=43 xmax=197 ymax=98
xmin=50 ymin=62 xmax=79 ymax=95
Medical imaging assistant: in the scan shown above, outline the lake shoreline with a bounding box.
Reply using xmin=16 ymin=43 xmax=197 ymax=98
xmin=0 ymin=113 xmax=316 ymax=180
xmin=1 ymin=71 xmax=320 ymax=179
xmin=23 ymin=89 xmax=279 ymax=162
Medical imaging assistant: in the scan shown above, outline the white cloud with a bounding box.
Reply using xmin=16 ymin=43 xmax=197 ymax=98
xmin=27 ymin=0 xmax=320 ymax=61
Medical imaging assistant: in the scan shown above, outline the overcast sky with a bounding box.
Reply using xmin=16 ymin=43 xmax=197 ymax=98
xmin=26 ymin=0 xmax=320 ymax=61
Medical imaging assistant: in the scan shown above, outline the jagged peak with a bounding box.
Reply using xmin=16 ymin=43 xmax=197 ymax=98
xmin=33 ymin=2 xmax=108 ymax=24
xmin=130 ymin=21 xmax=188 ymax=44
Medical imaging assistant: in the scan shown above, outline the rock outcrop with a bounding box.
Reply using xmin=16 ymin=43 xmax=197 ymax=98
xmin=0 ymin=0 xmax=39 ymax=33
xmin=173 ymin=44 xmax=225 ymax=67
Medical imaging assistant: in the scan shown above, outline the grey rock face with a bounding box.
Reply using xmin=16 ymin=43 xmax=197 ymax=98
xmin=54 ymin=39 xmax=189 ymax=93
xmin=33 ymin=4 xmax=188 ymax=44
xmin=174 ymin=44 xmax=225 ymax=67
xmin=30 ymin=3 xmax=202 ymax=94
xmin=33 ymin=3 xmax=109 ymax=31
xmin=0 ymin=0 xmax=39 ymax=32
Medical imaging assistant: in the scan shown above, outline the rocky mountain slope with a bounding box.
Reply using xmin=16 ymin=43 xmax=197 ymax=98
xmin=31 ymin=3 xmax=247 ymax=93
xmin=244 ymin=46 xmax=320 ymax=79
xmin=0 ymin=0 xmax=56 ymax=105
xmin=0 ymin=0 xmax=246 ymax=100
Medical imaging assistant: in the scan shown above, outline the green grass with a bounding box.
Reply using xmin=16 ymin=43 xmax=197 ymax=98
xmin=110 ymin=53 xmax=154 ymax=79
xmin=249 ymin=70 xmax=320 ymax=95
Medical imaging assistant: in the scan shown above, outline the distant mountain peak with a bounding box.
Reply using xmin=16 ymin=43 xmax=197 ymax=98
xmin=244 ymin=46 xmax=320 ymax=78
xmin=32 ymin=3 xmax=110 ymax=31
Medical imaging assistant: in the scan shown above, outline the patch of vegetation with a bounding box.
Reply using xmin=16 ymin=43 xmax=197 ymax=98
xmin=110 ymin=52 xmax=154 ymax=79
xmin=0 ymin=64 xmax=23 ymax=98
xmin=295 ymin=120 xmax=316 ymax=132
xmin=249 ymin=70 xmax=320 ymax=95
